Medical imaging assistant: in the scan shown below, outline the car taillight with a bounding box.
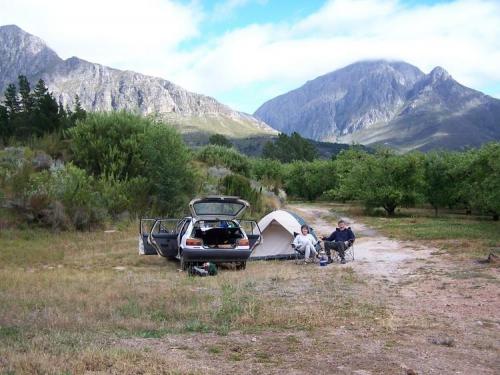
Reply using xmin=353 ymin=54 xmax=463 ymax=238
xmin=237 ymin=238 xmax=249 ymax=246
xmin=186 ymin=238 xmax=202 ymax=246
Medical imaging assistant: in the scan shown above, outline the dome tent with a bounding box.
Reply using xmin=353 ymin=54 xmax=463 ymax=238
xmin=251 ymin=210 xmax=318 ymax=260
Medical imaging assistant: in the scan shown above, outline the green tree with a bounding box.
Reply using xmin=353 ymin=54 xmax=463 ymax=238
xmin=209 ymin=133 xmax=232 ymax=148
xmin=467 ymin=143 xmax=500 ymax=220
xmin=333 ymin=148 xmax=371 ymax=201
xmin=284 ymin=160 xmax=337 ymax=200
xmin=70 ymin=112 xmax=153 ymax=179
xmin=32 ymin=79 xmax=60 ymax=135
xmin=251 ymin=158 xmax=285 ymax=192
xmin=222 ymin=174 xmax=263 ymax=215
xmin=0 ymin=105 xmax=10 ymax=143
xmin=3 ymin=83 xmax=20 ymax=115
xmin=263 ymin=132 xmax=318 ymax=162
xmin=142 ymin=121 xmax=195 ymax=213
xmin=18 ymin=75 xmax=34 ymax=113
xmin=423 ymin=151 xmax=458 ymax=215
xmin=71 ymin=95 xmax=86 ymax=124
xmin=339 ymin=149 xmax=424 ymax=215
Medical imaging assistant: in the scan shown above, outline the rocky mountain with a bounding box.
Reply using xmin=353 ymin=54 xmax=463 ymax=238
xmin=0 ymin=25 xmax=276 ymax=139
xmin=254 ymin=60 xmax=500 ymax=151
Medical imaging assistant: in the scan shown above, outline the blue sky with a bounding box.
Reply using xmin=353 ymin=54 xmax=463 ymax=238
xmin=1 ymin=0 xmax=499 ymax=113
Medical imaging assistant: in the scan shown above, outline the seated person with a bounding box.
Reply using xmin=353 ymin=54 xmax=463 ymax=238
xmin=293 ymin=224 xmax=319 ymax=263
xmin=321 ymin=219 xmax=355 ymax=264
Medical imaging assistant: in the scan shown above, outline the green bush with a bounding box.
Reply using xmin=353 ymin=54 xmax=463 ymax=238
xmin=196 ymin=145 xmax=251 ymax=177
xmin=250 ymin=158 xmax=286 ymax=191
xmin=70 ymin=112 xmax=195 ymax=215
xmin=70 ymin=112 xmax=148 ymax=179
xmin=222 ymin=174 xmax=263 ymax=216
xmin=25 ymin=163 xmax=106 ymax=229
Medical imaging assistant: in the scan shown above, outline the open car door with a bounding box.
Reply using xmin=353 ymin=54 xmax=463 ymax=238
xmin=138 ymin=218 xmax=157 ymax=255
xmin=238 ymin=220 xmax=262 ymax=250
xmin=148 ymin=219 xmax=182 ymax=259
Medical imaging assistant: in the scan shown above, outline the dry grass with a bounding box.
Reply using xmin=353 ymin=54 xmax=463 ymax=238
xmin=0 ymin=225 xmax=390 ymax=374
xmin=2 ymin=204 xmax=498 ymax=374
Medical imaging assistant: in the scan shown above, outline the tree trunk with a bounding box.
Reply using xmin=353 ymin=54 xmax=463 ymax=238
xmin=384 ymin=204 xmax=396 ymax=216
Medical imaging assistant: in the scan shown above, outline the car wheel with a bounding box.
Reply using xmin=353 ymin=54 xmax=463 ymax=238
xmin=180 ymin=255 xmax=189 ymax=271
xmin=236 ymin=261 xmax=246 ymax=270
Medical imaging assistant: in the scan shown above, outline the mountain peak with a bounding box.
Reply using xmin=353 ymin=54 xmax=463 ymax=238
xmin=0 ymin=24 xmax=25 ymax=34
xmin=254 ymin=60 xmax=500 ymax=151
xmin=429 ymin=66 xmax=451 ymax=81
xmin=0 ymin=24 xmax=61 ymax=91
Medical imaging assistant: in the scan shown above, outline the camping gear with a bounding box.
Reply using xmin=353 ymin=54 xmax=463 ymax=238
xmin=191 ymin=266 xmax=209 ymax=276
xmin=251 ymin=210 xmax=318 ymax=260
xmin=189 ymin=262 xmax=218 ymax=276
xmin=319 ymin=250 xmax=328 ymax=266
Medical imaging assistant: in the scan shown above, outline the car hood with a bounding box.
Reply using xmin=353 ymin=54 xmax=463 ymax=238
xmin=189 ymin=196 xmax=249 ymax=220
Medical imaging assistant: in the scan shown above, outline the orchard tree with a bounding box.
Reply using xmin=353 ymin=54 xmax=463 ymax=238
xmin=333 ymin=147 xmax=371 ymax=201
xmin=284 ymin=160 xmax=337 ymax=200
xmin=467 ymin=143 xmax=500 ymax=220
xmin=423 ymin=151 xmax=459 ymax=215
xmin=340 ymin=149 xmax=424 ymax=215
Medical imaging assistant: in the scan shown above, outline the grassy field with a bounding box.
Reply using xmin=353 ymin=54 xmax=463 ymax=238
xmin=0 ymin=225 xmax=387 ymax=373
xmin=1 ymin=204 xmax=498 ymax=374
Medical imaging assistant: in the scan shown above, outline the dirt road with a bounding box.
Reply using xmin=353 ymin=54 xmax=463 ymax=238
xmin=288 ymin=203 xmax=500 ymax=375
xmin=289 ymin=204 xmax=434 ymax=281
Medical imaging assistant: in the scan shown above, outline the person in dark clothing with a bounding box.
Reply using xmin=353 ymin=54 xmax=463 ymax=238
xmin=321 ymin=219 xmax=355 ymax=264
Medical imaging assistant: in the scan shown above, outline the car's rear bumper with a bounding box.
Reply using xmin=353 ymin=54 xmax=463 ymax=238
xmin=182 ymin=248 xmax=252 ymax=263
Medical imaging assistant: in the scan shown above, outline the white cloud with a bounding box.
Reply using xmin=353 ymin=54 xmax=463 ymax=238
xmin=211 ymin=0 xmax=268 ymax=20
xmin=168 ymin=0 xmax=500 ymax=111
xmin=0 ymin=0 xmax=202 ymax=77
xmin=1 ymin=0 xmax=499 ymax=112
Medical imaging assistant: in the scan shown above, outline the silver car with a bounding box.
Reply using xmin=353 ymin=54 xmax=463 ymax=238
xmin=139 ymin=196 xmax=262 ymax=270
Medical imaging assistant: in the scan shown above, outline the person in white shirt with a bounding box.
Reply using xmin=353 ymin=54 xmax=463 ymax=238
xmin=293 ymin=224 xmax=318 ymax=262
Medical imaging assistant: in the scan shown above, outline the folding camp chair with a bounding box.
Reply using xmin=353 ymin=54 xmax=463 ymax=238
xmin=330 ymin=239 xmax=355 ymax=263
xmin=292 ymin=231 xmax=321 ymax=264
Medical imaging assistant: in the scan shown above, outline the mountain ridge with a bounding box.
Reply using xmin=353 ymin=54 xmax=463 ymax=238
xmin=254 ymin=60 xmax=500 ymax=151
xmin=0 ymin=24 xmax=276 ymax=138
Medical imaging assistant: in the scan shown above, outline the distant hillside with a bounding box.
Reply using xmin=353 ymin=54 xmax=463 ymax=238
xmin=254 ymin=60 xmax=500 ymax=151
xmin=0 ymin=24 xmax=277 ymax=139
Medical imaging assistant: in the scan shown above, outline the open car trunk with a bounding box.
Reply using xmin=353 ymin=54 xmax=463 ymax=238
xmin=192 ymin=220 xmax=244 ymax=248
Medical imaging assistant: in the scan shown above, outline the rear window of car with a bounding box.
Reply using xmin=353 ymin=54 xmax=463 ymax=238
xmin=192 ymin=202 xmax=245 ymax=216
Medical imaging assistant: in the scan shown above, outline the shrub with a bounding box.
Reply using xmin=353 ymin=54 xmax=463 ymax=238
xmin=250 ymin=158 xmax=286 ymax=191
xmin=141 ymin=122 xmax=195 ymax=214
xmin=222 ymin=174 xmax=263 ymax=216
xmin=26 ymin=163 xmax=106 ymax=229
xmin=196 ymin=145 xmax=251 ymax=177
xmin=70 ymin=112 xmax=195 ymax=215
xmin=209 ymin=134 xmax=232 ymax=148
xmin=69 ymin=112 xmax=148 ymax=179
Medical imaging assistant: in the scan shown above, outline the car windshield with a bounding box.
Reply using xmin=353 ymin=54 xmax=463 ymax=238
xmin=192 ymin=202 xmax=245 ymax=217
